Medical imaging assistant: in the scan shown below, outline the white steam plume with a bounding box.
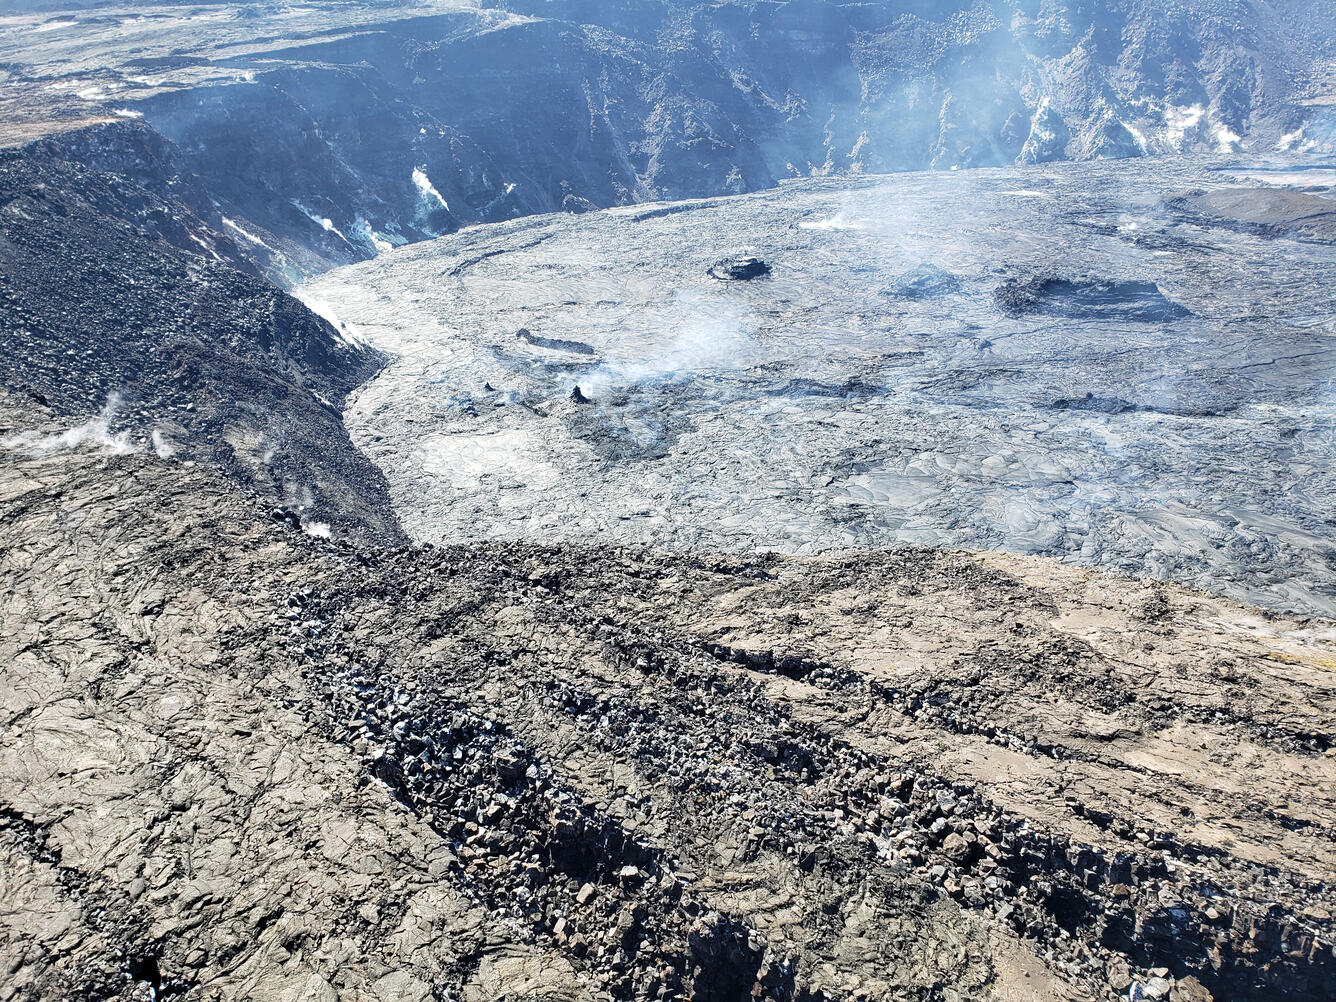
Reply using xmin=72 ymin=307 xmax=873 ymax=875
xmin=2 ymin=395 xmax=138 ymax=456
xmin=575 ymin=291 xmax=755 ymax=398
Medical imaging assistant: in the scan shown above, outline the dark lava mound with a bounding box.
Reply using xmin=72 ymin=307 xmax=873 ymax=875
xmin=993 ymin=274 xmax=1190 ymax=322
xmin=517 ymin=328 xmax=597 ymax=356
xmin=709 ymin=256 xmax=771 ymax=281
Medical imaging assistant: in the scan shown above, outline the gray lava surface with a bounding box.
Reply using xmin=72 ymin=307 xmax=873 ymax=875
xmin=304 ymin=158 xmax=1336 ymax=617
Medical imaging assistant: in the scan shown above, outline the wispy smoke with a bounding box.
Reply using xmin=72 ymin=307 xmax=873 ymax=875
xmin=2 ymin=395 xmax=138 ymax=456
xmin=798 ymin=211 xmax=867 ymax=232
xmin=576 ymin=291 xmax=756 ymax=397
xmin=151 ymin=427 xmax=177 ymax=458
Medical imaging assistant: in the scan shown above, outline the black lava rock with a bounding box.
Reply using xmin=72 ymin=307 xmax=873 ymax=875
xmin=708 ymin=256 xmax=771 ymax=281
xmin=992 ymin=274 xmax=1190 ymax=322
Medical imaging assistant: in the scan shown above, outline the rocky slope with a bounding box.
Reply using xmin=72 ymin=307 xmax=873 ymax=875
xmin=3 ymin=385 xmax=1335 ymax=1002
xmin=3 ymin=1 xmax=1335 ymax=273
xmin=0 ymin=124 xmax=402 ymax=543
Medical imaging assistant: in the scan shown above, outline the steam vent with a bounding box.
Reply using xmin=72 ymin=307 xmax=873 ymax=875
xmin=1 ymin=3 xmax=1335 ymax=1002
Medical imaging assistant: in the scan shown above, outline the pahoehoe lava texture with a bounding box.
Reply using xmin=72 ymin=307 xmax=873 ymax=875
xmin=2 ymin=387 xmax=1335 ymax=1002
xmin=304 ymin=158 xmax=1336 ymax=617
xmin=884 ymin=265 xmax=962 ymax=301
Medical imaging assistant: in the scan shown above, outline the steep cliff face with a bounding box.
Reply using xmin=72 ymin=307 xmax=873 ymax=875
xmin=5 ymin=0 xmax=1334 ymax=274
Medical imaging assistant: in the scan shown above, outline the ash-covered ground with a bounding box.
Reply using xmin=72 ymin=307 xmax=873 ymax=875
xmin=303 ymin=158 xmax=1336 ymax=618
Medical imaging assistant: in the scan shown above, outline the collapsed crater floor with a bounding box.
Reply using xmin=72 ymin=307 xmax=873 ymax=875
xmin=302 ymin=157 xmax=1336 ymax=618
